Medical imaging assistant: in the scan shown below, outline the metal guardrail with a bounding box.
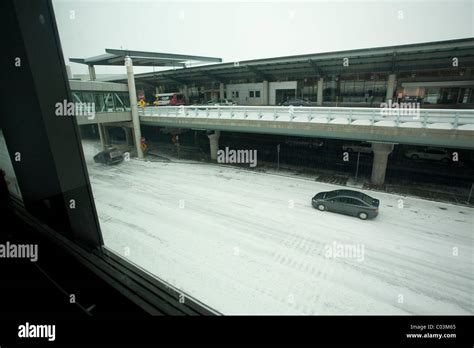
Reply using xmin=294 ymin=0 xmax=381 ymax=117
xmin=138 ymin=105 xmax=474 ymax=130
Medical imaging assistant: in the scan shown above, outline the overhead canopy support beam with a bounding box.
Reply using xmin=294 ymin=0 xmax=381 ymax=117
xmin=391 ymin=52 xmax=397 ymax=73
xmin=105 ymin=48 xmax=222 ymax=63
xmin=246 ymin=65 xmax=272 ymax=80
xmin=201 ymin=71 xmax=227 ymax=83
xmin=308 ymin=59 xmax=323 ymax=77
xmin=163 ymin=75 xmax=189 ymax=85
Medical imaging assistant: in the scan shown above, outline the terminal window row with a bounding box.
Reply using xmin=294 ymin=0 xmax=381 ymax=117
xmin=72 ymin=91 xmax=131 ymax=112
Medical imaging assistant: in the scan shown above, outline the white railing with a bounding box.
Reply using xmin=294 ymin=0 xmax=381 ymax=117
xmin=138 ymin=105 xmax=474 ymax=130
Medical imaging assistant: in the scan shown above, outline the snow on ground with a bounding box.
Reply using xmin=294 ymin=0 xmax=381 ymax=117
xmin=82 ymin=140 xmax=473 ymax=315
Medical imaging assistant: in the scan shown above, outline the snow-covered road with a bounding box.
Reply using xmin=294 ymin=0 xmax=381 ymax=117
xmin=82 ymin=141 xmax=473 ymax=315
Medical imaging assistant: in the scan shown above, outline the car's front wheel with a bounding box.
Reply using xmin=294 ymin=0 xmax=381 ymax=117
xmin=410 ymin=154 xmax=419 ymax=160
xmin=358 ymin=212 xmax=368 ymax=220
xmin=317 ymin=204 xmax=326 ymax=211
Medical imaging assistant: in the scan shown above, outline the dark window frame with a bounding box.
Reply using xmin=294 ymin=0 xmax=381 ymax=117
xmin=1 ymin=0 xmax=217 ymax=316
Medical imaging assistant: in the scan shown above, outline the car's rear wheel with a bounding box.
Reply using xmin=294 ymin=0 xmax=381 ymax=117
xmin=317 ymin=204 xmax=326 ymax=211
xmin=411 ymin=154 xmax=419 ymax=160
xmin=358 ymin=212 xmax=368 ymax=220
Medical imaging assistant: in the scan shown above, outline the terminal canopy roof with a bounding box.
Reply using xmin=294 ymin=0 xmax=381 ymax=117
xmin=70 ymin=48 xmax=222 ymax=68
xmin=108 ymin=38 xmax=474 ymax=86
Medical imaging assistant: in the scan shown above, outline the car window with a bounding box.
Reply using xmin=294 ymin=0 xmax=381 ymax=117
xmin=348 ymin=198 xmax=364 ymax=206
xmin=326 ymin=191 xmax=339 ymax=199
xmin=360 ymin=194 xmax=373 ymax=205
xmin=341 ymin=197 xmax=351 ymax=204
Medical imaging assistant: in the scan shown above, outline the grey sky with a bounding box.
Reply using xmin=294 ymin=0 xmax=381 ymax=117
xmin=52 ymin=0 xmax=474 ymax=75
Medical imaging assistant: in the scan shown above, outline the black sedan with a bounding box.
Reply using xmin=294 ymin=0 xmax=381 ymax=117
xmin=93 ymin=148 xmax=124 ymax=165
xmin=312 ymin=189 xmax=379 ymax=220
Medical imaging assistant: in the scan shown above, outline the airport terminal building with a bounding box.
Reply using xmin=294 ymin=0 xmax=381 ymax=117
xmin=67 ymin=37 xmax=474 ymax=187
xmin=112 ymin=37 xmax=474 ymax=108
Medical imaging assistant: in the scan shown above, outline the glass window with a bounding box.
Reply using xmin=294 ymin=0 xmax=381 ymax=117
xmin=50 ymin=0 xmax=473 ymax=318
xmin=361 ymin=194 xmax=373 ymax=205
xmin=94 ymin=93 xmax=105 ymax=112
xmin=353 ymin=81 xmax=365 ymax=102
xmin=104 ymin=93 xmax=115 ymax=112
xmin=121 ymin=92 xmax=131 ymax=111
xmin=0 ymin=129 xmax=23 ymax=200
xmin=114 ymin=92 xmax=125 ymax=112
xmin=347 ymin=198 xmax=363 ymax=206
xmin=81 ymin=92 xmax=94 ymax=104
xmin=72 ymin=91 xmax=82 ymax=103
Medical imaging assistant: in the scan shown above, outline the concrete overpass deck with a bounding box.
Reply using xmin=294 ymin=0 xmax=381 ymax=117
xmin=138 ymin=106 xmax=474 ymax=149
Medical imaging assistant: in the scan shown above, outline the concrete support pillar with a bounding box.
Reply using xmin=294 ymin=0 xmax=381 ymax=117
xmin=122 ymin=126 xmax=132 ymax=146
xmin=125 ymin=56 xmax=144 ymax=159
xmin=262 ymin=80 xmax=269 ymax=106
xmin=317 ymin=77 xmax=324 ymax=106
xmin=88 ymin=65 xmax=96 ymax=81
xmin=208 ymin=130 xmax=221 ymax=160
xmin=386 ymin=74 xmax=397 ymax=102
xmin=103 ymin=125 xmax=111 ymax=146
xmin=98 ymin=124 xmax=106 ymax=149
xmin=183 ymin=85 xmax=189 ymax=104
xmin=219 ymin=83 xmax=225 ymax=100
xmin=370 ymin=143 xmax=394 ymax=185
xmin=330 ymin=76 xmax=337 ymax=102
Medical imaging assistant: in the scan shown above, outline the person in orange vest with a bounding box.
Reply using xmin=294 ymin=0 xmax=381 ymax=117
xmin=140 ymin=136 xmax=147 ymax=152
